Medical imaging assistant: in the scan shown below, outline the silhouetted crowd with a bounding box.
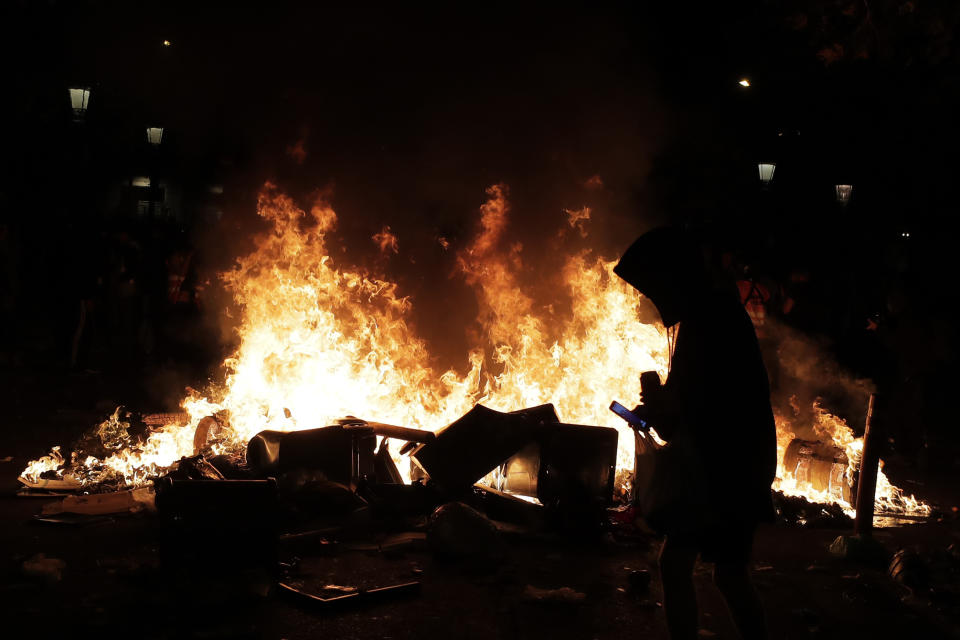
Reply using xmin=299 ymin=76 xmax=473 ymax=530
xmin=0 ymin=219 xmax=217 ymax=381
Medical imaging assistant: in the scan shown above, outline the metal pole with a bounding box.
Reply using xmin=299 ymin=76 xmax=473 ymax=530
xmin=854 ymin=393 xmax=880 ymax=536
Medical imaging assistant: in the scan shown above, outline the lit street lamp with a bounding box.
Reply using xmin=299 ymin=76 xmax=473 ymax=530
xmin=69 ymin=87 xmax=91 ymax=121
xmin=146 ymin=127 xmax=164 ymax=145
xmin=835 ymin=184 xmax=853 ymax=205
xmin=758 ymin=162 xmax=776 ymax=186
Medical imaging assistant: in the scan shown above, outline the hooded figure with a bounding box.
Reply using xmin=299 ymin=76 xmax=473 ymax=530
xmin=615 ymin=228 xmax=775 ymax=640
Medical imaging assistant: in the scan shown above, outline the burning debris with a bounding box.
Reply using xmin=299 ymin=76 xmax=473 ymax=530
xmin=19 ymin=400 xmax=621 ymax=539
xmin=773 ymin=491 xmax=854 ymax=528
xmin=19 ymin=184 xmax=931 ymax=531
xmin=19 ymin=393 xmax=930 ymax=533
xmin=19 ymin=407 xmax=187 ymax=491
xmin=19 ymin=185 xmax=664 ymax=498
xmin=773 ymin=403 xmax=931 ymax=522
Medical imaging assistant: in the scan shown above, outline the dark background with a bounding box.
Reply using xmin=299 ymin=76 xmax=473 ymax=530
xmin=2 ymin=0 xmax=959 ymax=466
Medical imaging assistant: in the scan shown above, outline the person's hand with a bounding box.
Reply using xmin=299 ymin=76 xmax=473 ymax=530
xmin=627 ymin=405 xmax=651 ymax=429
xmin=639 ymin=383 xmax=665 ymax=412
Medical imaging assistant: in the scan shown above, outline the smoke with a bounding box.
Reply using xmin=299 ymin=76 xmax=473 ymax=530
xmin=166 ymin=6 xmax=678 ymax=391
xmin=763 ymin=318 xmax=875 ymax=437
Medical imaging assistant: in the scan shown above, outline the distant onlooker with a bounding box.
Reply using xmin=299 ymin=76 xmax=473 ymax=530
xmin=68 ymin=228 xmax=107 ymax=371
xmin=0 ymin=221 xmax=21 ymax=367
xmin=736 ymin=272 xmax=773 ymax=338
xmin=780 ymin=267 xmax=819 ymax=335
xmin=166 ymin=247 xmax=195 ymax=306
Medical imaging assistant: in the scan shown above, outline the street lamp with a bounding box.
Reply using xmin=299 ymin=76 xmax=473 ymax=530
xmin=758 ymin=162 xmax=776 ymax=185
xmin=69 ymin=87 xmax=91 ymax=121
xmin=146 ymin=127 xmax=164 ymax=145
xmin=835 ymin=184 xmax=853 ymax=205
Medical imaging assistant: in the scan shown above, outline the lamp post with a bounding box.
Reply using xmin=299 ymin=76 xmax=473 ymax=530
xmin=757 ymin=162 xmax=776 ymax=186
xmin=145 ymin=128 xmax=164 ymax=217
xmin=69 ymin=87 xmax=91 ymax=122
xmin=835 ymin=184 xmax=853 ymax=205
xmin=146 ymin=127 xmax=164 ymax=146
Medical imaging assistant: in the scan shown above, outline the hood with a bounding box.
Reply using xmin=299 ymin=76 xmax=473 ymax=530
xmin=613 ymin=227 xmax=708 ymax=326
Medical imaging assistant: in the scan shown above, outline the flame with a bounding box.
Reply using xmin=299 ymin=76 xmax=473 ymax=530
xmin=583 ymin=175 xmax=604 ymax=190
xmin=372 ymin=225 xmax=399 ymax=255
xmin=20 ymin=446 xmax=65 ymax=484
xmin=565 ymin=207 xmax=592 ymax=238
xmin=773 ymin=403 xmax=931 ymax=518
xmin=20 ymin=182 xmax=931 ymax=522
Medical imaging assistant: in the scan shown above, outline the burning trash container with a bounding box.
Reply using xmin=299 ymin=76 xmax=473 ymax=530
xmin=412 ymin=403 xmax=619 ymax=521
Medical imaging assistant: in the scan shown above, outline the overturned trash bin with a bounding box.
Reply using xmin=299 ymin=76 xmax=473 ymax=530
xmin=412 ymin=403 xmax=619 ymax=512
xmin=500 ymin=422 xmax=619 ymax=530
xmin=412 ymin=404 xmax=557 ymax=496
xmin=246 ymin=420 xmax=435 ymax=488
xmin=246 ymin=425 xmax=376 ymax=487
xmin=536 ymin=422 xmax=619 ymax=508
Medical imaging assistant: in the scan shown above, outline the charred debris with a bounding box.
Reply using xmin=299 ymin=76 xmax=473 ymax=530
xmin=20 ymin=402 xmax=898 ymax=533
xmin=15 ymin=401 xmax=945 ymax=617
xmin=18 ymin=403 xmax=623 ymax=608
xmin=22 ymin=403 xmax=620 ymax=523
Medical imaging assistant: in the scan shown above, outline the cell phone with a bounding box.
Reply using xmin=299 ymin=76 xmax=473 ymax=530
xmin=609 ymin=401 xmax=648 ymax=430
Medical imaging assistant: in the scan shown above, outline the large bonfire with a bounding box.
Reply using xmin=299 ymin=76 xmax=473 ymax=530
xmin=22 ymin=183 xmax=929 ymax=520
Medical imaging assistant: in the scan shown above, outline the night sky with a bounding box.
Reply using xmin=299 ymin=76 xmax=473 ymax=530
xmin=3 ymin=0 xmax=960 ymax=370
xmin=10 ymin=3 xmax=666 ymax=192
xmin=7 ymin=2 xmax=957 ymax=225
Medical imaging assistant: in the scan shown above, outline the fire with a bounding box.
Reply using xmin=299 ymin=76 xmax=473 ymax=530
xmin=24 ymin=183 xmax=664 ymax=489
xmin=774 ymin=404 xmax=931 ymax=518
xmin=565 ymin=206 xmax=592 ymax=238
xmin=372 ymin=225 xmax=399 ymax=255
xmin=21 ymin=446 xmax=65 ymax=483
xmin=20 ymin=182 xmax=931 ymax=522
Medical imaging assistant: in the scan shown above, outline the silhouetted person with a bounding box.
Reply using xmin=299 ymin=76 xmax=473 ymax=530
xmin=0 ymin=221 xmax=21 ymax=367
xmin=614 ymin=228 xmax=776 ymax=640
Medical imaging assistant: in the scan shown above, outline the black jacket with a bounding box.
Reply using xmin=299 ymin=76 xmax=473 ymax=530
xmin=658 ymin=289 xmax=777 ymax=525
xmin=614 ymin=229 xmax=777 ymax=527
